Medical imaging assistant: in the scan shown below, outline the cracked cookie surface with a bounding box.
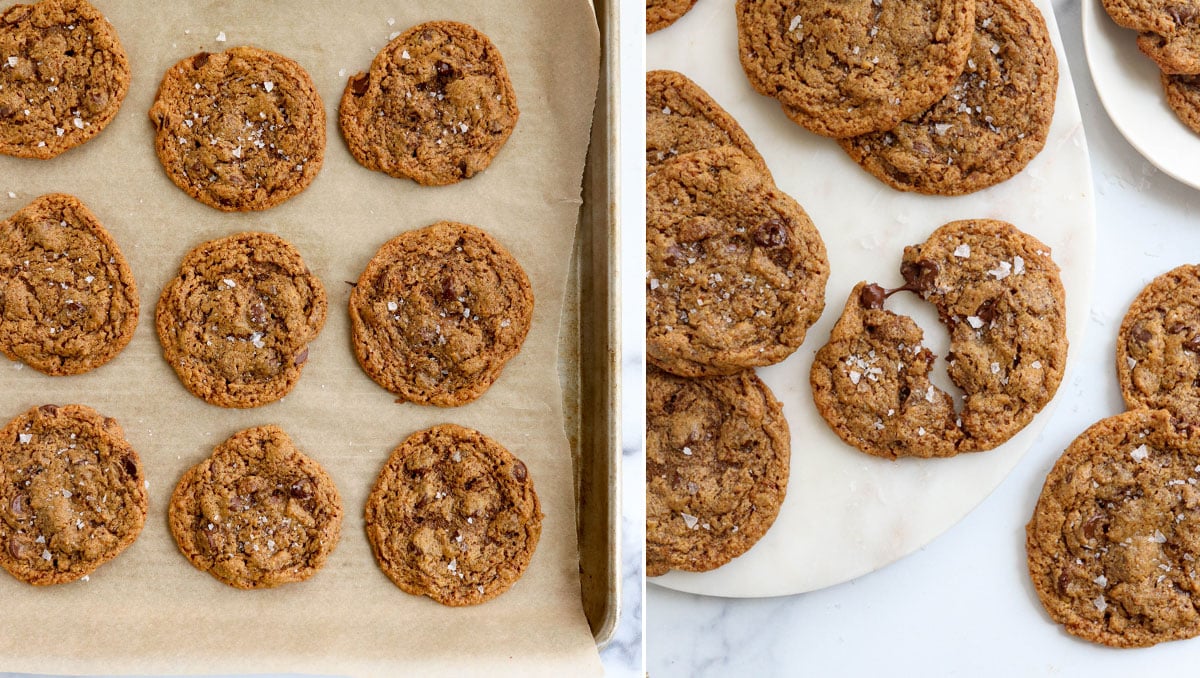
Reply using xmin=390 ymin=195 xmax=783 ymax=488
xmin=646 ymin=69 xmax=769 ymax=176
xmin=1102 ymin=0 xmax=1200 ymax=73
xmin=1163 ymin=73 xmax=1200 ymax=133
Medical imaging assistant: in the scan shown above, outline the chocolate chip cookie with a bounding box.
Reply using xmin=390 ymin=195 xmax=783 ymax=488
xmin=648 ymin=0 xmax=700 ymax=33
xmin=0 ymin=193 xmax=138 ymax=375
xmin=1138 ymin=29 xmax=1200 ymax=74
xmin=1027 ymin=408 xmax=1200 ymax=648
xmin=1116 ymin=264 xmax=1200 ymax=424
xmin=1163 ymin=73 xmax=1200 ymax=134
xmin=338 ymin=21 xmax=519 ymax=186
xmin=736 ymin=0 xmax=975 ymax=138
xmin=149 ymin=47 xmax=325 ymax=211
xmin=349 ymin=221 xmax=533 ymax=407
xmin=0 ymin=0 xmax=130 ymax=159
xmin=1102 ymin=0 xmax=1200 ymax=73
xmin=646 ymin=366 xmax=790 ymax=577
xmin=646 ymin=146 xmax=828 ymax=377
xmin=647 ymin=69 xmax=770 ymax=176
xmin=168 ymin=425 xmax=342 ymax=590
xmin=838 ymin=0 xmax=1058 ymax=195
xmin=0 ymin=404 xmax=146 ymax=585
xmin=364 ymin=424 xmax=542 ymax=606
xmin=155 ymin=232 xmax=326 ymax=409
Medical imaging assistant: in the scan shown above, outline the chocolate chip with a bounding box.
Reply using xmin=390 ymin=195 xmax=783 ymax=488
xmin=662 ymin=244 xmax=686 ymax=267
xmin=512 ymin=460 xmax=528 ymax=482
xmin=975 ymin=298 xmax=999 ymax=325
xmin=228 ymin=495 xmax=250 ymax=511
xmin=192 ymin=52 xmax=210 ymax=69
xmin=293 ymin=347 xmax=309 ymax=365
xmin=350 ymin=73 xmax=370 ymax=96
xmin=898 ymin=385 xmax=911 ymax=402
xmin=0 ymin=104 xmax=12 ymax=119
xmin=290 ymin=479 xmax=313 ymax=500
xmin=435 ymin=60 xmax=454 ymax=78
xmin=752 ymin=219 xmax=788 ymax=248
xmin=859 ymin=284 xmax=887 ymax=310
xmin=1170 ymin=5 xmax=1197 ymax=24
xmin=1082 ymin=512 xmax=1105 ymax=541
xmin=899 ymin=259 xmax=939 ymax=294
xmin=249 ymin=301 xmax=267 ymax=325
xmin=10 ymin=493 xmax=29 ymax=518
xmin=38 ymin=404 xmax=57 ymax=416
xmin=1185 ymin=336 xmax=1200 ymax=354
xmin=441 ymin=277 xmax=458 ymax=302
xmin=1132 ymin=326 xmax=1153 ymax=344
xmin=1168 ymin=322 xmax=1190 ymax=334
xmin=7 ymin=536 xmax=27 ymax=560
xmin=121 ymin=455 xmax=138 ymax=480
xmin=1057 ymin=571 xmax=1071 ymax=594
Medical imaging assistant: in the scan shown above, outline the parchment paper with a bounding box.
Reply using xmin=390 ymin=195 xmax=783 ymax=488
xmin=0 ymin=1 xmax=602 ymax=674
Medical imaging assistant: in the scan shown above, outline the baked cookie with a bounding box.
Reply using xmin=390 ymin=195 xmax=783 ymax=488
xmin=646 ymin=366 xmax=790 ymax=577
xmin=349 ymin=221 xmax=533 ymax=407
xmin=156 ymin=232 xmax=326 ymax=408
xmin=838 ymin=0 xmax=1058 ymax=195
xmin=0 ymin=0 xmax=130 ymax=159
xmin=168 ymin=425 xmax=342 ymax=590
xmin=811 ymin=282 xmax=962 ymax=459
xmin=339 ymin=21 xmax=519 ymax=186
xmin=1164 ymin=73 xmax=1200 ymax=134
xmin=646 ymin=69 xmax=770 ymax=176
xmin=0 ymin=194 xmax=138 ymax=375
xmin=648 ymin=0 xmax=700 ymax=33
xmin=1027 ymin=408 xmax=1200 ymax=648
xmin=1116 ymin=264 xmax=1200 ymax=424
xmin=898 ymin=219 xmax=1067 ymax=452
xmin=646 ymin=146 xmax=828 ymax=377
xmin=149 ymin=47 xmax=325 ymax=211
xmin=1102 ymin=0 xmax=1200 ymax=73
xmin=364 ymin=424 xmax=542 ymax=606
xmin=0 ymin=404 xmax=146 ymax=585
xmin=1138 ymin=30 xmax=1200 ymax=74
xmin=736 ymin=0 xmax=975 ymax=138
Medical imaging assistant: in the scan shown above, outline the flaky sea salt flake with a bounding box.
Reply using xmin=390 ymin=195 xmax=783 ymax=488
xmin=681 ymin=512 xmax=699 ymax=530
xmin=18 ymin=433 xmax=31 ymax=444
xmin=953 ymin=244 xmax=971 ymax=258
xmin=1131 ymin=445 xmax=1150 ymax=462
xmin=216 ymin=31 xmax=226 ymax=42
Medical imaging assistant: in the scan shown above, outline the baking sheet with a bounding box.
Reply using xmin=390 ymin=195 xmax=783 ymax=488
xmin=650 ymin=0 xmax=1095 ymax=596
xmin=0 ymin=0 xmax=601 ymax=674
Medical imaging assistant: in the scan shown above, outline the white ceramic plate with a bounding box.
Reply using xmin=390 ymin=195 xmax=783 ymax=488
xmin=1083 ymin=0 xmax=1200 ymax=187
xmin=649 ymin=0 xmax=1096 ymax=597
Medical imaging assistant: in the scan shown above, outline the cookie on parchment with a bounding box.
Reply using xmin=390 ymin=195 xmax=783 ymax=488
xmin=0 ymin=0 xmax=130 ymax=159
xmin=838 ymin=0 xmax=1058 ymax=195
xmin=0 ymin=404 xmax=147 ymax=585
xmin=646 ymin=69 xmax=770 ymax=176
xmin=648 ymin=0 xmax=700 ymax=33
xmin=646 ymin=366 xmax=789 ymax=577
xmin=339 ymin=21 xmax=519 ymax=186
xmin=646 ymin=146 xmax=828 ymax=377
xmin=155 ymin=232 xmax=327 ymax=409
xmin=735 ymin=0 xmax=975 ymax=138
xmin=1027 ymin=408 xmax=1200 ymax=648
xmin=1163 ymin=73 xmax=1200 ymax=134
xmin=349 ymin=221 xmax=533 ymax=407
xmin=364 ymin=424 xmax=542 ymax=606
xmin=149 ymin=47 xmax=325 ymax=211
xmin=0 ymin=193 xmax=138 ymax=375
xmin=168 ymin=425 xmax=343 ymax=590
xmin=1116 ymin=264 xmax=1200 ymax=424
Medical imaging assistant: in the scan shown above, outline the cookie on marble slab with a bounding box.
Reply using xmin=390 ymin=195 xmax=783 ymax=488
xmin=168 ymin=425 xmax=343 ymax=590
xmin=646 ymin=69 xmax=770 ymax=177
xmin=648 ymin=0 xmax=701 ymax=33
xmin=0 ymin=404 xmax=147 ymax=585
xmin=736 ymin=0 xmax=975 ymax=138
xmin=1027 ymin=408 xmax=1200 ymax=648
xmin=0 ymin=193 xmax=138 ymax=375
xmin=1163 ymin=72 xmax=1200 ymax=133
xmin=149 ymin=46 xmax=325 ymax=211
xmin=646 ymin=146 xmax=828 ymax=377
xmin=364 ymin=424 xmax=542 ymax=606
xmin=155 ymin=232 xmax=327 ymax=409
xmin=349 ymin=221 xmax=533 ymax=407
xmin=338 ymin=21 xmax=519 ymax=186
xmin=0 ymin=0 xmax=130 ymax=159
xmin=838 ymin=0 xmax=1058 ymax=195
xmin=646 ymin=366 xmax=789 ymax=577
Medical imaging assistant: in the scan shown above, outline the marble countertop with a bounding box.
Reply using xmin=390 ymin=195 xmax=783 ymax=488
xmin=647 ymin=0 xmax=1200 ymax=674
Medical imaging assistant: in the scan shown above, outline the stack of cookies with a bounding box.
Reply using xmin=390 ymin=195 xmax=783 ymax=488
xmin=1102 ymin=0 xmax=1200 ymax=134
xmin=735 ymin=0 xmax=1058 ymax=195
xmin=645 ymin=70 xmax=829 ymax=575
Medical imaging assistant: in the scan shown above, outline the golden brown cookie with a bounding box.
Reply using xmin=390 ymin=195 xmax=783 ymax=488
xmin=0 ymin=0 xmax=130 ymax=159
xmin=838 ymin=0 xmax=1058 ymax=195
xmin=148 ymin=47 xmax=325 ymax=211
xmin=168 ymin=425 xmax=343 ymax=590
xmin=349 ymin=221 xmax=533 ymax=407
xmin=155 ymin=232 xmax=326 ymax=409
xmin=1138 ymin=29 xmax=1200 ymax=74
xmin=338 ymin=21 xmax=519 ymax=186
xmin=0 ymin=404 xmax=147 ymax=585
xmin=0 ymin=194 xmax=138 ymax=375
xmin=646 ymin=146 xmax=828 ymax=377
xmin=1027 ymin=409 xmax=1200 ymax=648
xmin=736 ymin=0 xmax=975 ymax=138
xmin=1163 ymin=72 xmax=1200 ymax=134
xmin=1102 ymin=0 xmax=1200 ymax=73
xmin=646 ymin=366 xmax=790 ymax=577
xmin=648 ymin=0 xmax=701 ymax=33
xmin=1116 ymin=264 xmax=1200 ymax=424
xmin=646 ymin=69 xmax=770 ymax=177
xmin=364 ymin=424 xmax=542 ymax=606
